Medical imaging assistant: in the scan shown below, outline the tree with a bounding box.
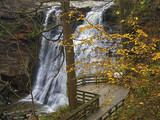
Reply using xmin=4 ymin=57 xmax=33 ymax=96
xmin=119 ymin=0 xmax=126 ymax=49
xmin=60 ymin=0 xmax=77 ymax=111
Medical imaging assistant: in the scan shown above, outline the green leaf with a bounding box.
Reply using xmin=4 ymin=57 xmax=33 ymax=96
xmin=0 ymin=32 xmax=3 ymax=37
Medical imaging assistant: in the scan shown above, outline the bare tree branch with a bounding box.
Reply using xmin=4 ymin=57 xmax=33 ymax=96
xmin=41 ymin=30 xmax=63 ymax=42
xmin=53 ymin=49 xmax=65 ymax=78
xmin=0 ymin=80 xmax=23 ymax=98
xmin=52 ymin=46 xmax=64 ymax=62
xmin=35 ymin=24 xmax=61 ymax=37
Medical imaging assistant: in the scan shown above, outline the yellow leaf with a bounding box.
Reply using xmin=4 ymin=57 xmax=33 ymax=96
xmin=134 ymin=17 xmax=138 ymax=20
xmin=116 ymin=11 xmax=120 ymax=15
xmin=158 ymin=93 xmax=160 ymax=96
xmin=109 ymin=99 xmax=112 ymax=101
xmin=105 ymin=95 xmax=109 ymax=98
xmin=58 ymin=41 xmax=63 ymax=46
xmin=121 ymin=20 xmax=125 ymax=23
xmin=139 ymin=102 xmax=144 ymax=105
xmin=130 ymin=100 xmax=133 ymax=102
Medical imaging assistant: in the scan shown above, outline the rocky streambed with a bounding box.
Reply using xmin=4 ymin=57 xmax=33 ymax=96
xmin=0 ymin=102 xmax=48 ymax=120
xmin=0 ymin=83 xmax=51 ymax=120
xmin=0 ymin=93 xmax=52 ymax=120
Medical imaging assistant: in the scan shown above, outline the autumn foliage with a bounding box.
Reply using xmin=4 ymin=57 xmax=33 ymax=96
xmin=58 ymin=0 xmax=160 ymax=119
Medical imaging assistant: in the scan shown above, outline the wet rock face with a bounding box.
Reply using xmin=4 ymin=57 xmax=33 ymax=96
xmin=102 ymin=5 xmax=120 ymax=33
xmin=0 ymin=85 xmax=12 ymax=105
xmin=0 ymin=0 xmax=45 ymax=94
xmin=0 ymin=74 xmax=29 ymax=105
xmin=1 ymin=74 xmax=28 ymax=92
xmin=71 ymin=7 xmax=91 ymax=31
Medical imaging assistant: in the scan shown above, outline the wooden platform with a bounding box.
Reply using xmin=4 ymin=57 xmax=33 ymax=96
xmin=77 ymin=83 xmax=129 ymax=120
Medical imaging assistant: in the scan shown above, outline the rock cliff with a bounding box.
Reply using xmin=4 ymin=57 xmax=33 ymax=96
xmin=0 ymin=0 xmax=44 ymax=92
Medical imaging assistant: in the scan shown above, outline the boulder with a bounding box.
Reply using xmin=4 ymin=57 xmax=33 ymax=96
xmin=0 ymin=85 xmax=12 ymax=105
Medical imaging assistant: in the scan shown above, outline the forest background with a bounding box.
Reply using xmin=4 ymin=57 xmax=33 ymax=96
xmin=0 ymin=0 xmax=160 ymax=120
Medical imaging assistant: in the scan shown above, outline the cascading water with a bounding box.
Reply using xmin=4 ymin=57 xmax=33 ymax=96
xmin=21 ymin=6 xmax=68 ymax=113
xmin=22 ymin=1 xmax=115 ymax=113
xmin=74 ymin=1 xmax=114 ymax=75
xmin=31 ymin=6 xmax=68 ymax=112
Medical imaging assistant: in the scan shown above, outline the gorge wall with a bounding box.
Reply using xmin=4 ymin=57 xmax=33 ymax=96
xmin=0 ymin=0 xmax=44 ymax=92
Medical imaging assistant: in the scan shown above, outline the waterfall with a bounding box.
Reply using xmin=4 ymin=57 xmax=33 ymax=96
xmin=74 ymin=1 xmax=114 ymax=76
xmin=31 ymin=6 xmax=68 ymax=112
xmin=21 ymin=6 xmax=67 ymax=113
xmin=21 ymin=1 xmax=114 ymax=113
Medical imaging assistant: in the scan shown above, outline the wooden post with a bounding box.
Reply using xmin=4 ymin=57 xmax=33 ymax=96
xmin=96 ymin=76 xmax=98 ymax=84
xmin=108 ymin=109 xmax=112 ymax=118
xmin=82 ymin=78 xmax=85 ymax=85
xmin=91 ymin=102 xmax=94 ymax=113
xmin=97 ymin=97 xmax=100 ymax=108
xmin=121 ymin=99 xmax=125 ymax=106
xmin=115 ymin=104 xmax=118 ymax=111
xmin=83 ymin=91 xmax=85 ymax=103
xmin=84 ymin=106 xmax=87 ymax=118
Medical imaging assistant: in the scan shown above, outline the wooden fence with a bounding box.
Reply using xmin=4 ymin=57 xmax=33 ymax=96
xmin=77 ymin=90 xmax=98 ymax=103
xmin=62 ymin=75 xmax=128 ymax=120
xmin=62 ymin=90 xmax=100 ymax=120
xmin=77 ymin=75 xmax=109 ymax=86
xmin=98 ymin=98 xmax=125 ymax=120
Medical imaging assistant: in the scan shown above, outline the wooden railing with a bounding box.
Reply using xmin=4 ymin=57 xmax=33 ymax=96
xmin=77 ymin=90 xmax=98 ymax=103
xmin=62 ymin=75 xmax=106 ymax=120
xmin=62 ymin=90 xmax=100 ymax=120
xmin=62 ymin=75 xmax=128 ymax=120
xmin=77 ymin=75 xmax=109 ymax=86
xmin=98 ymin=98 xmax=125 ymax=120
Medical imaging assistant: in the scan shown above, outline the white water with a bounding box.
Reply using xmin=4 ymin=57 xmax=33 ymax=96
xmin=21 ymin=1 xmax=114 ymax=113
xmin=21 ymin=6 xmax=68 ymax=113
xmin=74 ymin=1 xmax=114 ymax=76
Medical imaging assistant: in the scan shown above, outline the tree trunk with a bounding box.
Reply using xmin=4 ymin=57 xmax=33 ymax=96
xmin=119 ymin=0 xmax=126 ymax=48
xmin=119 ymin=0 xmax=134 ymax=49
xmin=60 ymin=0 xmax=77 ymax=111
